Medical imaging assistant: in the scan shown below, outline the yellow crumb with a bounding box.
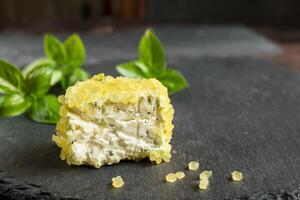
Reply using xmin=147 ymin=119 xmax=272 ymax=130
xmin=199 ymin=170 xmax=213 ymax=180
xmin=165 ymin=173 xmax=177 ymax=183
xmin=112 ymin=176 xmax=124 ymax=188
xmin=188 ymin=161 xmax=199 ymax=170
xmin=231 ymin=171 xmax=243 ymax=181
xmin=175 ymin=171 xmax=185 ymax=180
xmin=199 ymin=178 xmax=209 ymax=190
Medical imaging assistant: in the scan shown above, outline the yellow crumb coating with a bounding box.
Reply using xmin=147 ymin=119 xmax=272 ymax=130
xmin=199 ymin=170 xmax=213 ymax=180
xmin=112 ymin=176 xmax=124 ymax=188
xmin=175 ymin=171 xmax=185 ymax=180
xmin=199 ymin=178 xmax=209 ymax=190
xmin=52 ymin=74 xmax=175 ymax=168
xmin=188 ymin=161 xmax=199 ymax=171
xmin=166 ymin=173 xmax=177 ymax=183
xmin=231 ymin=171 xmax=243 ymax=181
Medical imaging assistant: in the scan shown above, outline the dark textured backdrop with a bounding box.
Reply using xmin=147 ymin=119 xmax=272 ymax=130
xmin=148 ymin=0 xmax=300 ymax=26
xmin=0 ymin=26 xmax=299 ymax=200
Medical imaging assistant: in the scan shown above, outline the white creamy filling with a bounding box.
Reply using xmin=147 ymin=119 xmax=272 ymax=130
xmin=65 ymin=97 xmax=164 ymax=166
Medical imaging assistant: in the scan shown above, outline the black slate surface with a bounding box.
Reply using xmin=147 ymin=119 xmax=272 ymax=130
xmin=0 ymin=25 xmax=281 ymax=67
xmin=0 ymin=56 xmax=300 ymax=199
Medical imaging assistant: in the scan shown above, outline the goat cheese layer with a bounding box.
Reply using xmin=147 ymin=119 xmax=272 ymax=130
xmin=52 ymin=74 xmax=174 ymax=168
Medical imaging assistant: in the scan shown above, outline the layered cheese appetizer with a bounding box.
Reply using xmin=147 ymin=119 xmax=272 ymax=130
xmin=52 ymin=74 xmax=174 ymax=168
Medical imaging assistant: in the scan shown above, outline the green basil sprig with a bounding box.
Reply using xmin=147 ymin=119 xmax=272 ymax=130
xmin=23 ymin=33 xmax=90 ymax=89
xmin=0 ymin=59 xmax=59 ymax=124
xmin=116 ymin=29 xmax=188 ymax=94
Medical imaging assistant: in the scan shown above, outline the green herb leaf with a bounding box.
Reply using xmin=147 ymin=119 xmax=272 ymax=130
xmin=135 ymin=61 xmax=151 ymax=76
xmin=116 ymin=28 xmax=189 ymax=95
xmin=44 ymin=34 xmax=67 ymax=64
xmin=0 ymin=93 xmax=31 ymax=117
xmin=0 ymin=59 xmax=25 ymax=94
xmin=139 ymin=29 xmax=166 ymax=74
xmin=64 ymin=34 xmax=86 ymax=68
xmin=22 ymin=58 xmax=55 ymax=76
xmin=116 ymin=61 xmax=145 ymax=78
xmin=68 ymin=68 xmax=90 ymax=86
xmin=22 ymin=58 xmax=61 ymax=86
xmin=26 ymin=65 xmax=53 ymax=98
xmin=27 ymin=94 xmax=60 ymax=124
xmin=61 ymin=68 xmax=90 ymax=89
xmin=50 ymin=69 xmax=63 ymax=86
xmin=158 ymin=68 xmax=188 ymax=95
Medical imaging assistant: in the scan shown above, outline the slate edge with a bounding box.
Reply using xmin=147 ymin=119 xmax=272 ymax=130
xmin=0 ymin=171 xmax=299 ymax=200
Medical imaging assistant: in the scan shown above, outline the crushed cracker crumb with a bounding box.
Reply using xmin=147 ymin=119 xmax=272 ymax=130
xmin=112 ymin=176 xmax=124 ymax=188
xmin=175 ymin=171 xmax=185 ymax=179
xmin=231 ymin=171 xmax=243 ymax=181
xmin=199 ymin=170 xmax=213 ymax=180
xmin=188 ymin=161 xmax=199 ymax=170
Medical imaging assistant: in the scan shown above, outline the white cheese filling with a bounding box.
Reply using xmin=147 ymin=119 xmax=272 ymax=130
xmin=64 ymin=96 xmax=165 ymax=166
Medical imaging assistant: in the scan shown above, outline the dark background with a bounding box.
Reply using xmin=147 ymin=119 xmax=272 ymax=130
xmin=0 ymin=1 xmax=300 ymax=200
xmin=1 ymin=0 xmax=300 ymax=31
xmin=1 ymin=0 xmax=300 ymax=69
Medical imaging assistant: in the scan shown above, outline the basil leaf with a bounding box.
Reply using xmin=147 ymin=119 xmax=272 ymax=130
xmin=61 ymin=68 xmax=90 ymax=89
xmin=50 ymin=69 xmax=63 ymax=86
xmin=0 ymin=59 xmax=25 ymax=94
xmin=64 ymin=34 xmax=86 ymax=68
xmin=135 ymin=61 xmax=151 ymax=76
xmin=27 ymin=94 xmax=60 ymax=124
xmin=60 ymin=64 xmax=74 ymax=76
xmin=67 ymin=68 xmax=90 ymax=86
xmin=138 ymin=29 xmax=166 ymax=74
xmin=60 ymin=77 xmax=68 ymax=90
xmin=44 ymin=34 xmax=67 ymax=64
xmin=116 ymin=61 xmax=145 ymax=78
xmin=26 ymin=65 xmax=53 ymax=98
xmin=158 ymin=68 xmax=188 ymax=95
xmin=22 ymin=58 xmax=61 ymax=86
xmin=22 ymin=58 xmax=55 ymax=76
xmin=0 ymin=93 xmax=30 ymax=117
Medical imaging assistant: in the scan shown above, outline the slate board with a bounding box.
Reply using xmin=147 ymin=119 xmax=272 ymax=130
xmin=0 ymin=56 xmax=300 ymax=199
xmin=0 ymin=25 xmax=281 ymax=67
